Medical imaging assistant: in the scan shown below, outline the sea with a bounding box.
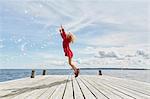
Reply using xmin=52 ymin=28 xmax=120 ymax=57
xmin=0 ymin=69 xmax=150 ymax=83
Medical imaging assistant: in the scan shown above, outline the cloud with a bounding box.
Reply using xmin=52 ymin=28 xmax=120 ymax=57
xmin=80 ymin=31 xmax=149 ymax=47
xmin=29 ymin=52 xmax=66 ymax=66
xmin=2 ymin=0 xmax=148 ymax=32
xmin=96 ymin=50 xmax=124 ymax=60
xmin=76 ymin=45 xmax=150 ymax=68
xmin=0 ymin=51 xmax=66 ymax=69
xmin=136 ymin=50 xmax=150 ymax=59
xmin=0 ymin=0 xmax=149 ymax=68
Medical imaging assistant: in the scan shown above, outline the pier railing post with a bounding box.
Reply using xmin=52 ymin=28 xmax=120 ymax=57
xmin=42 ymin=69 xmax=47 ymax=75
xmin=31 ymin=69 xmax=35 ymax=78
xmin=99 ymin=70 xmax=102 ymax=75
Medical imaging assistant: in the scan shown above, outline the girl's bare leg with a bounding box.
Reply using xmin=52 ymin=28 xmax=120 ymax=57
xmin=68 ymin=57 xmax=77 ymax=71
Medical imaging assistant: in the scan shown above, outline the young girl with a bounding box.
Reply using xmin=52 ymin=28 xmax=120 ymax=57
xmin=59 ymin=25 xmax=79 ymax=77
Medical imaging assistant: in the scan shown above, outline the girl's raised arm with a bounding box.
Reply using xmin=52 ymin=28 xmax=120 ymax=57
xmin=59 ymin=25 xmax=66 ymax=39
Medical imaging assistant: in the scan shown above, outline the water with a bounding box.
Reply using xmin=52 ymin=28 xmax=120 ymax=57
xmin=0 ymin=69 xmax=150 ymax=83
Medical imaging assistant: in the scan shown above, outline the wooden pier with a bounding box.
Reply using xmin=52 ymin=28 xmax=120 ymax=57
xmin=0 ymin=75 xmax=150 ymax=99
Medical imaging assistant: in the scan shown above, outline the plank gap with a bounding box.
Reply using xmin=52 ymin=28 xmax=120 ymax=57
xmin=75 ymin=78 xmax=86 ymax=99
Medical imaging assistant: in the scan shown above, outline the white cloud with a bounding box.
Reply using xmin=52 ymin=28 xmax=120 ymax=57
xmin=80 ymin=32 xmax=149 ymax=47
xmin=136 ymin=50 xmax=150 ymax=59
xmin=76 ymin=45 xmax=150 ymax=68
xmin=30 ymin=52 xmax=66 ymax=66
xmin=3 ymin=0 xmax=149 ymax=32
xmin=1 ymin=0 xmax=149 ymax=68
xmin=0 ymin=51 xmax=66 ymax=69
xmin=96 ymin=50 xmax=124 ymax=60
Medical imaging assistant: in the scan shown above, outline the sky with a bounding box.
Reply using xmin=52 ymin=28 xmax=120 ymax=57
xmin=0 ymin=0 xmax=150 ymax=69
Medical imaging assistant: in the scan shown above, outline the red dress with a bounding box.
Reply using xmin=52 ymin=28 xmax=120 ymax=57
xmin=61 ymin=29 xmax=73 ymax=58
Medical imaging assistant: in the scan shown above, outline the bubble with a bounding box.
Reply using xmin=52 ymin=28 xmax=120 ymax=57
xmin=23 ymin=53 xmax=27 ymax=56
xmin=41 ymin=46 xmax=44 ymax=49
xmin=31 ymin=17 xmax=35 ymax=20
xmin=30 ymin=44 xmax=33 ymax=47
xmin=18 ymin=39 xmax=22 ymax=42
xmin=21 ymin=42 xmax=27 ymax=51
xmin=39 ymin=4 xmax=43 ymax=8
xmin=24 ymin=10 xmax=28 ymax=14
xmin=43 ymin=44 xmax=47 ymax=47
xmin=0 ymin=45 xmax=4 ymax=48
xmin=0 ymin=39 xmax=4 ymax=42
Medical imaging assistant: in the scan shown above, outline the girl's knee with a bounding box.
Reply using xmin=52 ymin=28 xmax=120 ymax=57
xmin=69 ymin=61 xmax=72 ymax=66
xmin=68 ymin=58 xmax=72 ymax=65
xmin=69 ymin=60 xmax=74 ymax=66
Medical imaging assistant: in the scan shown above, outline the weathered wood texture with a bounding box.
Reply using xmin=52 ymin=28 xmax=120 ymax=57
xmin=0 ymin=75 xmax=150 ymax=99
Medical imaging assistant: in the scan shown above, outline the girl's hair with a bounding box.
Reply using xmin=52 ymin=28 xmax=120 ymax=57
xmin=67 ymin=32 xmax=76 ymax=43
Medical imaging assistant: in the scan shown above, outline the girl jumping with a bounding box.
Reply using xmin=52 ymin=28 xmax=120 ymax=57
xmin=59 ymin=25 xmax=79 ymax=77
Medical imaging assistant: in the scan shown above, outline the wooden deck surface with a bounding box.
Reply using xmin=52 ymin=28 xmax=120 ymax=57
xmin=0 ymin=75 xmax=150 ymax=99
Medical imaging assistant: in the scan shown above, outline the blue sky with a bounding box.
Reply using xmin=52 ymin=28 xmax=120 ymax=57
xmin=0 ymin=0 xmax=150 ymax=69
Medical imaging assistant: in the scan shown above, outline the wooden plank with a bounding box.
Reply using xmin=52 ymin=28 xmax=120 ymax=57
xmin=50 ymin=82 xmax=67 ymax=99
xmin=72 ymin=77 xmax=84 ymax=99
xmin=76 ymin=77 xmax=96 ymax=99
xmin=0 ymin=75 xmax=150 ymax=99
xmin=37 ymin=85 xmax=57 ymax=99
xmin=0 ymin=75 xmax=53 ymax=96
xmin=101 ymin=77 xmax=150 ymax=99
xmin=11 ymin=90 xmax=37 ymax=99
xmin=103 ymin=75 xmax=150 ymax=95
xmin=89 ymin=76 xmax=148 ymax=99
xmin=82 ymin=76 xmax=134 ymax=99
xmin=0 ymin=76 xmax=48 ymax=96
xmin=0 ymin=76 xmax=44 ymax=89
xmin=63 ymin=75 xmax=73 ymax=99
xmin=24 ymin=89 xmax=47 ymax=99
xmin=43 ymin=76 xmax=69 ymax=99
xmin=33 ymin=76 xmax=68 ymax=99
xmin=0 ymin=76 xmax=66 ymax=99
xmin=82 ymin=76 xmax=122 ymax=99
xmin=104 ymin=75 xmax=150 ymax=90
xmin=79 ymin=77 xmax=108 ymax=99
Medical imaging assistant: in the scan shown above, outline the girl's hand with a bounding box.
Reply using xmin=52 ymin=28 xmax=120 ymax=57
xmin=61 ymin=25 xmax=64 ymax=29
xmin=60 ymin=25 xmax=65 ymax=33
xmin=61 ymin=25 xmax=63 ymax=29
xmin=59 ymin=29 xmax=62 ymax=33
